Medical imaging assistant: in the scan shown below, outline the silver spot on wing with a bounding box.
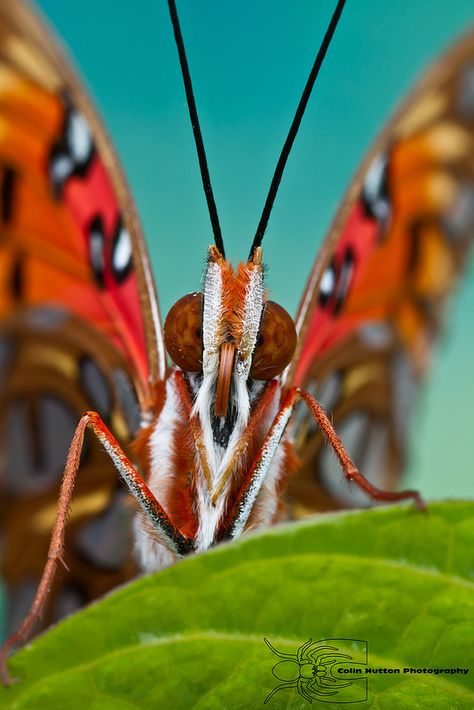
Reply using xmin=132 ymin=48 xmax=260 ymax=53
xmin=457 ymin=62 xmax=474 ymax=118
xmin=75 ymin=491 xmax=134 ymax=571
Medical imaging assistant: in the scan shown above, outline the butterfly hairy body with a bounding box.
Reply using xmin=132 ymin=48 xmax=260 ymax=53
xmin=135 ymin=246 xmax=299 ymax=571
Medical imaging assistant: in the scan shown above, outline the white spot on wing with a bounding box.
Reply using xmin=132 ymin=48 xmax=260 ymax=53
xmin=319 ymin=266 xmax=335 ymax=298
xmin=113 ymin=225 xmax=133 ymax=273
xmin=363 ymin=153 xmax=390 ymax=222
xmin=51 ymin=155 xmax=73 ymax=185
xmin=68 ymin=110 xmax=92 ymax=163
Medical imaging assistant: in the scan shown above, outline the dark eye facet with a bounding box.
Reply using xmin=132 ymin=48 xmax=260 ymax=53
xmin=250 ymin=301 xmax=297 ymax=380
xmin=164 ymin=292 xmax=203 ymax=371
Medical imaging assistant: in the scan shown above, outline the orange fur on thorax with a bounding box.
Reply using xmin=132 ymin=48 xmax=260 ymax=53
xmin=218 ymin=257 xmax=264 ymax=347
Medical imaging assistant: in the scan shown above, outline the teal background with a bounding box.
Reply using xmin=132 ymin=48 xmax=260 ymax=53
xmin=35 ymin=0 xmax=474 ymax=499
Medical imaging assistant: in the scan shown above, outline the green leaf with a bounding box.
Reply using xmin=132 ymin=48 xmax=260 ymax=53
xmin=2 ymin=501 xmax=474 ymax=709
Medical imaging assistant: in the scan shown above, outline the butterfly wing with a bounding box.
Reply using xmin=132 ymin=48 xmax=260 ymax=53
xmin=0 ymin=1 xmax=166 ymax=630
xmin=284 ymin=29 xmax=474 ymax=515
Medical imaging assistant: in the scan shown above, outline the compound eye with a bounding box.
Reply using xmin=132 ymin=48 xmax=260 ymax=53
xmin=164 ymin=292 xmax=203 ymax=372
xmin=250 ymin=301 xmax=297 ymax=380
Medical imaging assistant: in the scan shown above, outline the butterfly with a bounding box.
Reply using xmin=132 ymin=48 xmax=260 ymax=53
xmin=0 ymin=0 xmax=473 ymax=684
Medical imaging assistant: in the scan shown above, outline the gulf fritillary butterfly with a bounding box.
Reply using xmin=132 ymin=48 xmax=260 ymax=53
xmin=0 ymin=0 xmax=473 ymax=684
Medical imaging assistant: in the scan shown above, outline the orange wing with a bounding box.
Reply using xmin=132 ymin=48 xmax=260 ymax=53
xmin=285 ymin=29 xmax=474 ymax=515
xmin=0 ymin=1 xmax=166 ymax=632
xmin=0 ymin=2 xmax=165 ymax=395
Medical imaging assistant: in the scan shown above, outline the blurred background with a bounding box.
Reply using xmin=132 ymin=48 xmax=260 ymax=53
xmin=35 ymin=0 xmax=474 ymax=498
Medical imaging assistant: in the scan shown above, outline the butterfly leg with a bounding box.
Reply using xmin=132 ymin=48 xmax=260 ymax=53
xmin=219 ymin=388 xmax=299 ymax=539
xmin=0 ymin=410 xmax=192 ymax=686
xmin=299 ymin=388 xmax=425 ymax=509
xmin=219 ymin=386 xmax=423 ymax=543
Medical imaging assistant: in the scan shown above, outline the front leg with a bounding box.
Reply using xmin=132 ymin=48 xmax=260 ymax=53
xmin=219 ymin=388 xmax=300 ymax=540
xmin=299 ymin=389 xmax=425 ymax=509
xmin=0 ymin=410 xmax=192 ymax=686
xmin=218 ymin=386 xmax=423 ymax=542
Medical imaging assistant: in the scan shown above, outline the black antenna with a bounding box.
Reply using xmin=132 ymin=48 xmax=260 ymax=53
xmin=167 ymin=0 xmax=225 ymax=257
xmin=249 ymin=0 xmax=346 ymax=259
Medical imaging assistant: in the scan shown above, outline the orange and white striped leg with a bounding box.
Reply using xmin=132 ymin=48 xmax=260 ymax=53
xmin=0 ymin=410 xmax=192 ymax=686
xmin=220 ymin=386 xmax=424 ymax=541
xmin=221 ymin=388 xmax=299 ymax=540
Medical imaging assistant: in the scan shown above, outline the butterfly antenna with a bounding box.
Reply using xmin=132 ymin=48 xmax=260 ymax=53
xmin=167 ymin=0 xmax=225 ymax=257
xmin=249 ymin=0 xmax=346 ymax=259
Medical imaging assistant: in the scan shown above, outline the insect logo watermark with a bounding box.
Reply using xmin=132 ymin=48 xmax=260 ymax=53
xmin=263 ymin=637 xmax=368 ymax=704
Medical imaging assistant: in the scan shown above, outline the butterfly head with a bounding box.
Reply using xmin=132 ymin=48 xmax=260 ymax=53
xmin=164 ymin=245 xmax=296 ymax=423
